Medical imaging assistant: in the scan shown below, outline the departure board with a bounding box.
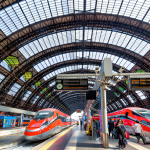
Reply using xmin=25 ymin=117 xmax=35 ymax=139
xmin=56 ymin=79 xmax=88 ymax=91
xmin=129 ymin=78 xmax=150 ymax=90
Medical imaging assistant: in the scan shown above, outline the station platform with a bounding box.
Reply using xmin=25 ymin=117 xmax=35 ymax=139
xmin=0 ymin=126 xmax=25 ymax=137
xmin=1 ymin=125 xmax=150 ymax=150
xmin=32 ymin=125 xmax=149 ymax=150
xmin=32 ymin=125 xmax=108 ymax=150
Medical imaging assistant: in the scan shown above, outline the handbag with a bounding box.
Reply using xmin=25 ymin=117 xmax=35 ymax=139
xmin=123 ymin=138 xmax=128 ymax=145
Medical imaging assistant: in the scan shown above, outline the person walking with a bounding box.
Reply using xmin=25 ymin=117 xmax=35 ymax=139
xmin=133 ymin=120 xmax=142 ymax=143
xmin=108 ymin=119 xmax=114 ymax=137
xmin=84 ymin=120 xmax=87 ymax=130
xmin=80 ymin=120 xmax=82 ymax=127
xmin=115 ymin=119 xmax=126 ymax=150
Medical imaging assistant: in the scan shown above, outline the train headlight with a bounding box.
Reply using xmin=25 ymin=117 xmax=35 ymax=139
xmin=40 ymin=121 xmax=50 ymax=129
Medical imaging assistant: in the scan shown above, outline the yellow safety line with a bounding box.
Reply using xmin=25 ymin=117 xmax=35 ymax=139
xmin=40 ymin=126 xmax=75 ymax=150
xmin=129 ymin=135 xmax=142 ymax=141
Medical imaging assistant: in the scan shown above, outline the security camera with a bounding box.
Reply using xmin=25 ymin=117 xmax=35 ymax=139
xmin=95 ymin=67 xmax=99 ymax=74
xmin=119 ymin=66 xmax=125 ymax=73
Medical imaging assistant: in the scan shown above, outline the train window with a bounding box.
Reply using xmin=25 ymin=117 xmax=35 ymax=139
xmin=48 ymin=111 xmax=54 ymax=117
xmin=62 ymin=117 xmax=66 ymax=122
xmin=131 ymin=111 xmax=141 ymax=117
xmin=141 ymin=120 xmax=150 ymax=126
xmin=56 ymin=113 xmax=58 ymax=118
xmin=33 ymin=111 xmax=54 ymax=119
xmin=135 ymin=109 xmax=150 ymax=118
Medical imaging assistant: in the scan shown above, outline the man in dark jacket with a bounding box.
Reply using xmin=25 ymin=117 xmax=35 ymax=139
xmin=108 ymin=119 xmax=114 ymax=136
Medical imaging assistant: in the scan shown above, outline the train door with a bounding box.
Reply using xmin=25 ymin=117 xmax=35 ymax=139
xmin=0 ymin=119 xmax=3 ymax=128
xmin=12 ymin=119 xmax=15 ymax=127
xmin=55 ymin=113 xmax=59 ymax=134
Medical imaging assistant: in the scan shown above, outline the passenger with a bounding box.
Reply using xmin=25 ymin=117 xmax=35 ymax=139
xmin=133 ymin=120 xmax=142 ymax=143
xmin=108 ymin=119 xmax=114 ymax=137
xmin=115 ymin=119 xmax=126 ymax=150
xmin=93 ymin=120 xmax=100 ymax=140
xmin=84 ymin=119 xmax=87 ymax=130
xmin=77 ymin=121 xmax=79 ymax=125
xmin=80 ymin=120 xmax=82 ymax=127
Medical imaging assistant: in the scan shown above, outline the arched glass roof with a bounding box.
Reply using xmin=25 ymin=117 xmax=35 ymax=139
xmin=33 ymin=52 xmax=134 ymax=73
xmin=18 ymin=28 xmax=149 ymax=59
xmin=1 ymin=0 xmax=150 ymax=114
xmin=1 ymin=0 xmax=150 ymax=36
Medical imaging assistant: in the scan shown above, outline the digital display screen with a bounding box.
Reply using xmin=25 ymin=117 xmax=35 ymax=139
xmin=56 ymin=79 xmax=88 ymax=91
xmin=130 ymin=78 xmax=150 ymax=90
xmin=86 ymin=91 xmax=96 ymax=100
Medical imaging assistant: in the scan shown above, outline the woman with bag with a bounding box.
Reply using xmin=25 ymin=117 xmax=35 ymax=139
xmin=115 ymin=119 xmax=127 ymax=150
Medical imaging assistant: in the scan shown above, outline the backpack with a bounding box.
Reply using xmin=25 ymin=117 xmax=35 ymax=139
xmin=135 ymin=124 xmax=142 ymax=133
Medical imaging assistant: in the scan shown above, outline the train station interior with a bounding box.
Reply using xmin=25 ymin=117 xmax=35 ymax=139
xmin=0 ymin=0 xmax=150 ymax=149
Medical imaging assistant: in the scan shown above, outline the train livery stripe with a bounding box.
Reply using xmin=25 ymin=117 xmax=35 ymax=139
xmin=40 ymin=125 xmax=75 ymax=150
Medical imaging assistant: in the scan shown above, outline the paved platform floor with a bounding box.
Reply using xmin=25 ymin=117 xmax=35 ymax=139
xmin=1 ymin=125 xmax=150 ymax=150
xmin=0 ymin=127 xmax=25 ymax=137
xmin=34 ymin=125 xmax=117 ymax=150
xmin=0 ymin=127 xmax=25 ymax=130
xmin=0 ymin=132 xmax=25 ymax=148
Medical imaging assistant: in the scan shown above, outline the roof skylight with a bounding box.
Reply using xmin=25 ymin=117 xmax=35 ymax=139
xmin=135 ymin=91 xmax=146 ymax=100
xmin=0 ymin=74 xmax=5 ymax=83
xmin=7 ymin=83 xmax=21 ymax=96
xmin=1 ymin=0 xmax=150 ymax=36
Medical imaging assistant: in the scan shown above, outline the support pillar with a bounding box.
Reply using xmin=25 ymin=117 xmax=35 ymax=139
xmin=100 ymin=85 xmax=108 ymax=148
xmin=21 ymin=114 xmax=24 ymax=127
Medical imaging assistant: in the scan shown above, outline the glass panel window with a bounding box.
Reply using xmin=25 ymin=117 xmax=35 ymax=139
xmin=32 ymin=95 xmax=39 ymax=104
xmin=0 ymin=73 xmax=5 ymax=83
xmin=135 ymin=91 xmax=146 ymax=100
xmin=127 ymin=95 xmax=135 ymax=103
xmin=0 ymin=60 xmax=11 ymax=71
xmin=7 ymin=83 xmax=21 ymax=96
xmin=22 ymin=91 xmax=32 ymax=101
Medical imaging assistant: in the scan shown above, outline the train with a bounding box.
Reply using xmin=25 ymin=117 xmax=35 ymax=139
xmin=0 ymin=115 xmax=32 ymax=128
xmin=107 ymin=107 xmax=150 ymax=137
xmin=16 ymin=116 xmax=32 ymax=126
xmin=24 ymin=108 xmax=76 ymax=141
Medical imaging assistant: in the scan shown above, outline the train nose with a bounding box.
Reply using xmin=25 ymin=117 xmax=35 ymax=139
xmin=24 ymin=134 xmax=41 ymax=141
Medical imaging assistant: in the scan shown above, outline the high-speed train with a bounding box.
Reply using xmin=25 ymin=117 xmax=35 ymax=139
xmin=108 ymin=107 xmax=150 ymax=137
xmin=24 ymin=108 xmax=76 ymax=141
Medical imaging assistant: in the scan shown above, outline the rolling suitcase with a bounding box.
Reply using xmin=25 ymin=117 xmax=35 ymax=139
xmin=125 ymin=132 xmax=129 ymax=139
xmin=141 ymin=132 xmax=150 ymax=144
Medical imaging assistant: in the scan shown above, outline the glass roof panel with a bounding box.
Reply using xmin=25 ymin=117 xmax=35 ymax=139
xmin=1 ymin=0 xmax=150 ymax=36
xmin=15 ymin=28 xmax=149 ymax=60
xmin=33 ymin=52 xmax=134 ymax=77
xmin=0 ymin=60 xmax=11 ymax=71
xmin=0 ymin=73 xmax=5 ymax=83
xmin=7 ymin=83 xmax=21 ymax=96
xmin=32 ymin=95 xmax=39 ymax=104
xmin=127 ymin=95 xmax=135 ymax=103
xmin=135 ymin=91 xmax=146 ymax=100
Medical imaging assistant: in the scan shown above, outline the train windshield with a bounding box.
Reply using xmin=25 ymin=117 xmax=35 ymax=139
xmin=33 ymin=111 xmax=54 ymax=119
xmin=135 ymin=109 xmax=150 ymax=118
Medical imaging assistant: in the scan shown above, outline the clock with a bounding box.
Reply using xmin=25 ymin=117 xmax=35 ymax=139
xmin=57 ymin=83 xmax=63 ymax=89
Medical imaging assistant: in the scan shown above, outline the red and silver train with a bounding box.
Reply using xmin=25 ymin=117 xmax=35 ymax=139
xmin=108 ymin=107 xmax=150 ymax=137
xmin=24 ymin=108 xmax=76 ymax=141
